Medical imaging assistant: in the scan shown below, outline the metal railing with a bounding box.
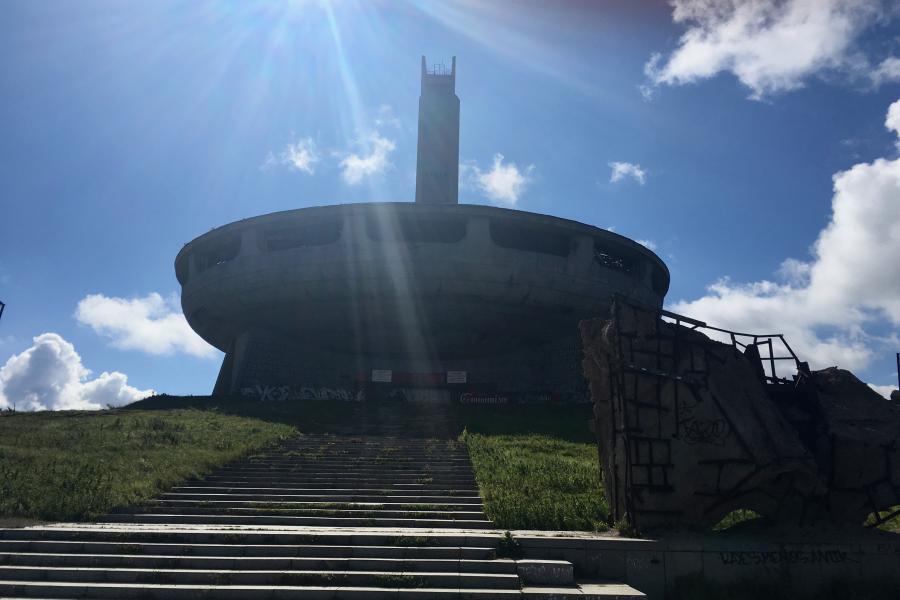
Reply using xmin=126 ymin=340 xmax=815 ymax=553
xmin=657 ymin=308 xmax=801 ymax=385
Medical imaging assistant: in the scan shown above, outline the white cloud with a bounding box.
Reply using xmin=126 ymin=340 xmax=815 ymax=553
xmin=0 ymin=333 xmax=153 ymax=411
xmin=609 ymin=161 xmax=647 ymax=185
xmin=263 ymin=137 xmax=319 ymax=174
xmin=872 ymin=56 xmax=900 ymax=87
xmin=339 ymin=133 xmax=396 ymax=185
xmin=374 ymin=104 xmax=401 ymax=129
xmin=636 ymin=239 xmax=658 ymax=251
xmin=75 ymin=293 xmax=216 ymax=359
xmin=672 ymin=99 xmax=900 ymax=373
xmin=645 ymin=0 xmax=897 ymax=99
xmin=467 ymin=154 xmax=534 ymax=205
xmin=887 ymin=97 xmax=900 ymax=145
xmin=868 ymin=383 xmax=897 ymax=398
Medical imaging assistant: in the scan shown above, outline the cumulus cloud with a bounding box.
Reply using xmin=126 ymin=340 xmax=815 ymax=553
xmin=339 ymin=132 xmax=396 ymax=185
xmin=672 ymin=98 xmax=900 ymax=374
xmin=75 ymin=293 xmax=216 ymax=358
xmin=263 ymin=137 xmax=319 ymax=174
xmin=609 ymin=161 xmax=647 ymax=185
xmin=466 ymin=154 xmax=534 ymax=204
xmin=872 ymin=56 xmax=900 ymax=87
xmin=645 ymin=0 xmax=898 ymax=99
xmin=0 ymin=333 xmax=153 ymax=411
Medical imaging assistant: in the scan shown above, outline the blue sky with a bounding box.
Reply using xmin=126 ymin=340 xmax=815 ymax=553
xmin=2 ymin=0 xmax=900 ymax=409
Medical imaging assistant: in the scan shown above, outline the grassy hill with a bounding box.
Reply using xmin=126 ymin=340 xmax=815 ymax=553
xmin=2 ymin=394 xmax=605 ymax=530
xmin=0 ymin=409 xmax=293 ymax=522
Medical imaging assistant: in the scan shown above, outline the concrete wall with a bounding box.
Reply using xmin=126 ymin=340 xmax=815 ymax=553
xmin=517 ymin=531 xmax=900 ymax=599
xmin=223 ymin=328 xmax=588 ymax=402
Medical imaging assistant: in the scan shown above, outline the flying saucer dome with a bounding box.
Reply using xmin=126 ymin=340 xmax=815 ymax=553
xmin=175 ymin=202 xmax=668 ymax=362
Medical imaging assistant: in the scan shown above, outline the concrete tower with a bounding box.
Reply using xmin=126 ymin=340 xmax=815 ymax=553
xmin=415 ymin=56 xmax=459 ymax=205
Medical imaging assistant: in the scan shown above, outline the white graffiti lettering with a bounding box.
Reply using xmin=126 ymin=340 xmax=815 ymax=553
xmin=240 ymin=384 xmax=360 ymax=402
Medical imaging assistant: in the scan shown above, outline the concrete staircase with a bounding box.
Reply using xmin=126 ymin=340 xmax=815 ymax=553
xmin=0 ymin=433 xmax=644 ymax=598
xmin=107 ymin=434 xmax=493 ymax=529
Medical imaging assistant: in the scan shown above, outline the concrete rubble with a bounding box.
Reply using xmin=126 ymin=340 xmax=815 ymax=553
xmin=581 ymin=299 xmax=900 ymax=531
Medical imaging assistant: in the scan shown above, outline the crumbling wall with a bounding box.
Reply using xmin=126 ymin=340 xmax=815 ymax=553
xmin=582 ymin=300 xmax=900 ymax=531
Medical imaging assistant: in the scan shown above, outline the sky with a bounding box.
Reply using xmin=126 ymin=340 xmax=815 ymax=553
xmin=2 ymin=0 xmax=900 ymax=410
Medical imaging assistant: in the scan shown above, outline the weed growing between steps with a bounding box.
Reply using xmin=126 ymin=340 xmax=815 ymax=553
xmin=496 ymin=531 xmax=523 ymax=558
xmin=0 ymin=409 xmax=294 ymax=521
xmin=461 ymin=431 xmax=608 ymax=531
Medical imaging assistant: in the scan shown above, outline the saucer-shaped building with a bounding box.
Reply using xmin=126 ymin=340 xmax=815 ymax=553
xmin=175 ymin=58 xmax=669 ymax=402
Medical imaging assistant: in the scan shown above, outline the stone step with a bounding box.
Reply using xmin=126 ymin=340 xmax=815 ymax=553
xmin=267 ymin=452 xmax=471 ymax=459
xmin=102 ymin=513 xmax=495 ymax=528
xmin=212 ymin=467 xmax=475 ymax=482
xmin=214 ymin=468 xmax=476 ymax=475
xmin=189 ymin=482 xmax=480 ymax=491
xmin=0 ymin=566 xmax=522 ymax=589
xmin=243 ymin=460 xmax=470 ymax=467
xmin=0 ymin=581 xmax=645 ymax=599
xmin=524 ymin=582 xmax=647 ymax=599
xmin=130 ymin=505 xmax=487 ymax=519
xmin=274 ymin=445 xmax=466 ymax=450
xmin=236 ymin=460 xmax=471 ymax=467
xmin=197 ymin=471 xmax=475 ymax=485
xmin=206 ymin=473 xmax=476 ymax=480
xmin=229 ymin=459 xmax=473 ymax=463
xmin=194 ymin=477 xmax=478 ymax=486
xmin=0 ymin=581 xmax=526 ymax=598
xmin=0 ymin=541 xmax=496 ymax=560
xmin=174 ymin=484 xmax=480 ymax=494
xmin=0 ymin=553 xmax=520 ymax=574
xmin=272 ymin=451 xmax=468 ymax=457
xmin=277 ymin=442 xmax=463 ymax=447
xmin=161 ymin=492 xmax=484 ymax=503
xmin=0 ymin=529 xmax=502 ymax=547
xmin=152 ymin=499 xmax=485 ymax=511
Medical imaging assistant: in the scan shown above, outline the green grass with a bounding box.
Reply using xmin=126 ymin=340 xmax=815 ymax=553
xmin=865 ymin=507 xmax=900 ymax=532
xmin=0 ymin=409 xmax=294 ymax=521
xmin=454 ymin=403 xmax=605 ymax=531
xmin=462 ymin=431 xmax=608 ymax=531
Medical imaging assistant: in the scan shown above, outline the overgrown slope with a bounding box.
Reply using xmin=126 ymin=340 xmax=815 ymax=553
xmin=0 ymin=409 xmax=294 ymax=521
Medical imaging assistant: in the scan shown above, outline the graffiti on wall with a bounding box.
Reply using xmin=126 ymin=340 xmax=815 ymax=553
xmin=240 ymin=383 xmax=364 ymax=402
xmin=717 ymin=549 xmax=857 ymax=566
xmin=459 ymin=392 xmax=509 ymax=405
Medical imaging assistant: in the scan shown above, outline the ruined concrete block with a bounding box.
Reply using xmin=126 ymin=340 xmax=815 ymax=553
xmin=582 ymin=299 xmax=900 ymax=531
xmin=516 ymin=559 xmax=575 ymax=585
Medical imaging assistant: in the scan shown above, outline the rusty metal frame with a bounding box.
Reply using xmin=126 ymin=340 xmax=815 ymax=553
xmin=657 ymin=307 xmax=801 ymax=384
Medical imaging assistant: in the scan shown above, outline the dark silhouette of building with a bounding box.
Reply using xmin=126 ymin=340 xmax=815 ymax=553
xmin=415 ymin=57 xmax=459 ymax=205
